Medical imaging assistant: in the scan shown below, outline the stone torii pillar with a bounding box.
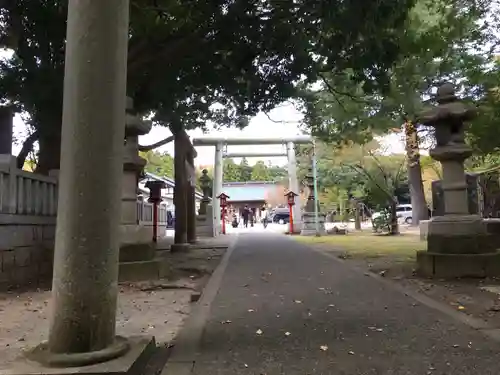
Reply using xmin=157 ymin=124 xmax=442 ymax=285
xmin=172 ymin=129 xmax=196 ymax=252
xmin=27 ymin=0 xmax=132 ymax=366
xmin=213 ymin=142 xmax=223 ymax=235
xmin=186 ymin=148 xmax=197 ymax=243
xmin=286 ymin=141 xmax=302 ymax=233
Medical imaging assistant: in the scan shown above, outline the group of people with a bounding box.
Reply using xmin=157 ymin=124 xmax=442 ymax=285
xmin=231 ymin=205 xmax=255 ymax=228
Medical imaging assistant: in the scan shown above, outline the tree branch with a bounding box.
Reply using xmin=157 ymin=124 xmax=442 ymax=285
xmin=318 ymin=73 xmax=368 ymax=105
xmin=138 ymin=135 xmax=174 ymax=151
xmin=263 ymin=112 xmax=301 ymax=124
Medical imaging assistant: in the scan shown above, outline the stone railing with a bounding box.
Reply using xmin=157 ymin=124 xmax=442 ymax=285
xmin=0 ymin=155 xmax=58 ymax=217
xmin=136 ymin=200 xmax=168 ymax=225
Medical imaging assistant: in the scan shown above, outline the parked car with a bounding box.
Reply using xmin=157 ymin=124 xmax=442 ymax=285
xmin=271 ymin=208 xmax=290 ymax=224
xmin=372 ymin=204 xmax=413 ymax=224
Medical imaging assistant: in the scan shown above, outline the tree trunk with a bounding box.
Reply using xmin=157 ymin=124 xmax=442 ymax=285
xmin=36 ymin=131 xmax=61 ymax=175
xmin=354 ymin=201 xmax=361 ymax=230
xmin=389 ymin=198 xmax=399 ymax=235
xmin=405 ymin=120 xmax=428 ymax=226
xmin=35 ymin=107 xmax=63 ymax=174
xmin=16 ymin=131 xmax=38 ymax=169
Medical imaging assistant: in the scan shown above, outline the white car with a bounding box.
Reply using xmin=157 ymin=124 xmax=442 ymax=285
xmin=372 ymin=204 xmax=413 ymax=224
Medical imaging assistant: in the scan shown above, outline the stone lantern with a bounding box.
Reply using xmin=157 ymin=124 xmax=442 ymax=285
xmin=416 ymin=83 xmax=500 ymax=278
xmin=120 ymin=97 xmax=152 ymax=246
xmin=196 ymin=169 xmax=215 ymax=237
xmin=199 ymin=169 xmax=211 ymax=215
xmin=300 ymin=167 xmax=325 ymax=235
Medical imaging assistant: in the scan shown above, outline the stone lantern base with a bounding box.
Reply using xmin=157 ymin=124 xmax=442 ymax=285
xmin=196 ymin=204 xmax=215 ymax=237
xmin=300 ymin=212 xmax=326 ymax=236
xmin=417 ymin=215 xmax=500 ymax=278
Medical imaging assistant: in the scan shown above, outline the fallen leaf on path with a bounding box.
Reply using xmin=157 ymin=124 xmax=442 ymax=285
xmin=256 ymin=329 xmax=263 ymax=335
xmin=320 ymin=345 xmax=328 ymax=351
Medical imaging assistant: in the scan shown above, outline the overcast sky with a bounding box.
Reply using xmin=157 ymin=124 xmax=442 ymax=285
xmin=137 ymin=103 xmax=407 ymax=167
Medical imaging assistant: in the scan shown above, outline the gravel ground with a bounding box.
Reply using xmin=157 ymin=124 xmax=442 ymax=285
xmin=0 ymin=244 xmax=228 ymax=370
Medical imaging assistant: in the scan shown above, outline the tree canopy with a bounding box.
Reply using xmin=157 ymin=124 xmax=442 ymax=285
xmin=300 ymin=0 xmax=498 ymax=145
xmin=0 ymin=0 xmax=416 ymax=173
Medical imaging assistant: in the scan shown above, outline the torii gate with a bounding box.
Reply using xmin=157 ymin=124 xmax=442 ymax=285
xmin=192 ymin=136 xmax=313 ymax=234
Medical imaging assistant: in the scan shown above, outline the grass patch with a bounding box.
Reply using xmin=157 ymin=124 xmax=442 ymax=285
xmin=295 ymin=231 xmax=426 ymax=262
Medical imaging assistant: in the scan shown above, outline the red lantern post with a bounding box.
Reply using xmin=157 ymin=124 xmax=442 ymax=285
xmin=217 ymin=193 xmax=230 ymax=235
xmin=285 ymin=191 xmax=298 ymax=234
xmin=146 ymin=180 xmax=166 ymax=242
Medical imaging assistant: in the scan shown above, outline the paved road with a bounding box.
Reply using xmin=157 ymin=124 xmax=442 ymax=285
xmin=190 ymin=233 xmax=500 ymax=374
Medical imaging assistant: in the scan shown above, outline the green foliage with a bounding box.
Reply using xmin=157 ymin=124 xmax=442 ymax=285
xmin=297 ymin=141 xmax=410 ymax=210
xmin=299 ymin=0 xmax=497 ymax=144
xmin=250 ymin=161 xmax=271 ymax=181
xmin=223 ymin=159 xmax=241 ymax=182
xmin=0 ymin=0 xmax=417 ymax=172
xmin=238 ymin=158 xmax=252 ymax=182
xmin=140 ymin=150 xmax=174 ymax=178
xmin=372 ymin=210 xmax=392 ymax=233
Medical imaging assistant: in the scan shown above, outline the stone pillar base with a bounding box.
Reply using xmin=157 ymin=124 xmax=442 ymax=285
xmin=196 ymin=207 xmax=215 ymax=237
xmin=300 ymin=212 xmax=326 ymax=236
xmin=427 ymin=215 xmax=494 ymax=254
xmin=418 ymin=215 xmax=500 ymax=278
xmin=419 ymin=220 xmax=430 ymax=240
xmin=171 ymin=243 xmax=190 ymax=252
xmin=120 ymin=224 xmax=152 ymax=246
xmin=417 ymin=251 xmax=500 ymax=278
xmin=4 ymin=336 xmax=156 ymax=375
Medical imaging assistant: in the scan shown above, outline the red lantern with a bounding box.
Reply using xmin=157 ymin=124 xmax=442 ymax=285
xmin=217 ymin=193 xmax=230 ymax=234
xmin=145 ymin=180 xmax=167 ymax=242
xmin=284 ymin=191 xmax=298 ymax=234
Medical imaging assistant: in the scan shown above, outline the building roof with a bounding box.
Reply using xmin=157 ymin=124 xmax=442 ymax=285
xmin=222 ymin=182 xmax=276 ymax=202
xmin=142 ymin=172 xmax=205 ymax=200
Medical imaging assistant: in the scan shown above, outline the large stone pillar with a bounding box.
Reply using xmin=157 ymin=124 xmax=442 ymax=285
xmin=212 ymin=142 xmax=223 ymax=235
xmin=172 ymin=133 xmax=189 ymax=251
xmin=186 ymin=152 xmax=197 ymax=243
xmin=416 ymin=83 xmax=500 ymax=278
xmin=35 ymin=0 xmax=130 ymax=364
xmin=287 ymin=141 xmax=302 ymax=232
xmin=0 ymin=106 xmax=13 ymax=155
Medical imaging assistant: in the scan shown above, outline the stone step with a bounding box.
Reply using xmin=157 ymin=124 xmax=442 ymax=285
xmin=120 ymin=243 xmax=156 ymax=262
xmin=119 ymin=259 xmax=164 ymax=282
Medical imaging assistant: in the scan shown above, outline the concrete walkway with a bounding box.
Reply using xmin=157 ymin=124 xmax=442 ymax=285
xmin=168 ymin=233 xmax=500 ymax=374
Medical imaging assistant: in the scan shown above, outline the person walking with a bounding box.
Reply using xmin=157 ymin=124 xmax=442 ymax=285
xmin=242 ymin=205 xmax=250 ymax=228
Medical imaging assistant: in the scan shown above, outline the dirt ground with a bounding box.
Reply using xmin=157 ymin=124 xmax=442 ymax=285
xmin=303 ymin=235 xmax=500 ymax=330
xmin=0 ymin=245 xmax=227 ymax=369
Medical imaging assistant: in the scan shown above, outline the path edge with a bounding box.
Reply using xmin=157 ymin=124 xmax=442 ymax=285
xmin=305 ymin=240 xmax=500 ymax=342
xmin=161 ymin=235 xmax=239 ymax=375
